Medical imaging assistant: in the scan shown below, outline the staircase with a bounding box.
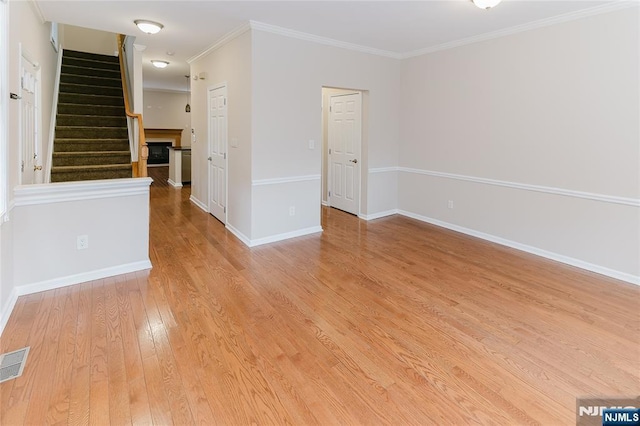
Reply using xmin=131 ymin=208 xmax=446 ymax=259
xmin=51 ymin=50 xmax=132 ymax=182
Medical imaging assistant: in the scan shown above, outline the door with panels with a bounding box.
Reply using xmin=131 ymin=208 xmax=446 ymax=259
xmin=328 ymin=92 xmax=361 ymax=215
xmin=208 ymin=85 xmax=227 ymax=223
xmin=20 ymin=48 xmax=42 ymax=184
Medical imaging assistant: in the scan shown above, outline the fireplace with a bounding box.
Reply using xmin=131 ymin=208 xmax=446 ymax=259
xmin=147 ymin=142 xmax=172 ymax=165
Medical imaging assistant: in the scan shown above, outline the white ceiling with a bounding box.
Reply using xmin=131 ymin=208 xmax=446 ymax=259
xmin=36 ymin=0 xmax=614 ymax=92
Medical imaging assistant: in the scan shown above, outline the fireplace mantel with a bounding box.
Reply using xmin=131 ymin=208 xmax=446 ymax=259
xmin=145 ymin=128 xmax=183 ymax=147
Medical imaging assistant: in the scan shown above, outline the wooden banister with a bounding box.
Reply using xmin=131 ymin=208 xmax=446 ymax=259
xmin=117 ymin=34 xmax=148 ymax=178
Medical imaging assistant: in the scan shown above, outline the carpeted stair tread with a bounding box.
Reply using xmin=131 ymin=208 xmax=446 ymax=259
xmin=61 ymin=64 xmax=120 ymax=78
xmin=56 ymin=114 xmax=127 ymax=127
xmin=51 ymin=49 xmax=132 ymax=182
xmin=61 ymin=73 xmax=121 ymax=87
xmin=60 ymin=82 xmax=123 ymax=97
xmin=57 ymin=103 xmax=125 ymax=116
xmin=63 ymin=49 xmax=119 ymax=63
xmin=54 ymin=139 xmax=130 ymax=152
xmin=51 ymin=164 xmax=132 ymax=183
xmin=55 ymin=126 xmax=128 ymax=139
xmin=62 ymin=56 xmax=121 ymax=71
xmin=53 ymin=151 xmax=131 ymax=166
xmin=59 ymin=92 xmax=124 ymax=106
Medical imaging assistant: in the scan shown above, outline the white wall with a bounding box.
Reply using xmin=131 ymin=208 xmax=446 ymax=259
xmin=0 ymin=179 xmax=152 ymax=334
xmin=189 ymin=31 xmax=253 ymax=238
xmin=1 ymin=0 xmax=58 ymax=332
xmin=62 ymin=24 xmax=117 ymax=56
xmin=8 ymin=0 xmax=58 ymax=190
xmin=399 ymin=8 xmax=639 ymax=281
xmin=251 ymin=30 xmax=401 ymax=240
xmin=143 ymin=89 xmax=192 ymax=146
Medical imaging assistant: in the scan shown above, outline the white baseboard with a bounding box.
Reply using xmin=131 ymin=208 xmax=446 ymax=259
xmin=249 ymin=226 xmax=323 ymax=247
xmin=189 ymin=195 xmax=208 ymax=212
xmin=226 ymin=223 xmax=323 ymax=248
xmin=226 ymin=223 xmax=252 ymax=246
xmin=0 ymin=259 xmax=153 ymax=336
xmin=397 ymin=210 xmax=639 ymax=286
xmin=359 ymin=209 xmax=399 ymax=221
xmin=321 ymin=200 xmax=328 ymax=207
xmin=167 ymin=179 xmax=183 ymax=188
xmin=0 ymin=287 xmax=20 ymax=337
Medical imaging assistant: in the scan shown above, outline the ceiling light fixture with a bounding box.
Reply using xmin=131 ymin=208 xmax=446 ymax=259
xmin=134 ymin=20 xmax=164 ymax=34
xmin=151 ymin=60 xmax=169 ymax=69
xmin=472 ymin=0 xmax=502 ymax=9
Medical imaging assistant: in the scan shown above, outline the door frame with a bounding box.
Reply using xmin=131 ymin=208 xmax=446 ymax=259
xmin=18 ymin=43 xmax=42 ymax=185
xmin=326 ymin=90 xmax=362 ymax=216
xmin=0 ymin=0 xmax=7 ymax=215
xmin=207 ymin=82 xmax=228 ymax=223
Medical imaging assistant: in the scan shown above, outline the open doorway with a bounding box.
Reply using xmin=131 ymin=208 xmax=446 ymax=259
xmin=321 ymin=87 xmax=363 ymax=216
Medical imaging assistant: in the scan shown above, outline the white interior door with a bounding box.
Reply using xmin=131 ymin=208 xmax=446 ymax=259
xmin=208 ymin=85 xmax=227 ymax=223
xmin=20 ymin=50 xmax=42 ymax=185
xmin=328 ymin=92 xmax=361 ymax=215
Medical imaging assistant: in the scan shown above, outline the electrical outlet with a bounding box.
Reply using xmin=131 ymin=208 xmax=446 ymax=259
xmin=448 ymin=200 xmax=454 ymax=209
xmin=308 ymin=139 xmax=315 ymax=149
xmin=77 ymin=235 xmax=89 ymax=250
xmin=289 ymin=206 xmax=295 ymax=216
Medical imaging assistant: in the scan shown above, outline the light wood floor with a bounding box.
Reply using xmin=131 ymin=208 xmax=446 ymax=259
xmin=1 ymin=167 xmax=638 ymax=425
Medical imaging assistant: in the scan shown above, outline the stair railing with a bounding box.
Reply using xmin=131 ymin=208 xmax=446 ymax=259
xmin=44 ymin=45 xmax=64 ymax=183
xmin=116 ymin=34 xmax=148 ymax=178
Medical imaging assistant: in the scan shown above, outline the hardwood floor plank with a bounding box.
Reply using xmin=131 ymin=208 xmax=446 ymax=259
xmin=67 ymin=282 xmax=92 ymax=426
xmin=1 ymin=171 xmax=638 ymax=425
xmin=23 ymin=287 xmax=69 ymax=425
xmin=46 ymin=285 xmax=81 ymax=424
xmin=89 ymin=280 xmax=110 ymax=425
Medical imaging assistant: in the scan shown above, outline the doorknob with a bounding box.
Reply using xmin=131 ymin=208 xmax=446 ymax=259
xmin=34 ymin=165 xmax=42 ymax=171
xmin=349 ymin=159 xmax=358 ymax=164
xmin=207 ymin=157 xmax=212 ymax=161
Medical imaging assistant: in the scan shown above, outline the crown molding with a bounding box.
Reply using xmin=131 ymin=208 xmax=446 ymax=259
xmin=401 ymin=1 xmax=639 ymax=59
xmin=29 ymin=0 xmax=46 ymax=24
xmin=249 ymin=20 xmax=402 ymax=59
xmin=187 ymin=22 xmax=251 ymax=64
xmin=188 ymin=1 xmax=636 ymax=64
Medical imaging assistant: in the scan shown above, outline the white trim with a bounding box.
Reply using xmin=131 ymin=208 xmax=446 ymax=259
xmin=190 ymin=195 xmax=208 ymax=212
xmin=188 ymin=3 xmax=637 ymax=65
xmin=359 ymin=209 xmax=398 ymax=221
xmin=226 ymin=223 xmax=252 ymax=247
xmin=396 ymin=209 xmax=639 ymax=286
xmin=13 ymin=177 xmax=152 ymax=207
xmin=402 ymin=1 xmax=638 ymax=59
xmin=44 ymin=46 xmax=63 ymax=183
xmin=252 ymin=174 xmax=321 ymax=186
xmin=369 ymin=167 xmax=398 ymax=174
xmin=2 ymin=199 xmax=14 ymax=223
xmin=249 ymin=21 xmax=401 ymax=59
xmin=0 ymin=259 xmax=152 ymax=336
xmin=187 ymin=23 xmax=251 ymax=63
xmin=28 ymin=0 xmax=45 ymax=24
xmin=249 ymin=226 xmax=323 ymax=248
xmin=0 ymin=286 xmax=18 ymax=336
xmin=15 ymin=260 xmax=152 ymax=297
xmin=321 ymin=200 xmax=328 ymax=207
xmin=399 ymin=167 xmax=639 ymax=207
xmin=167 ymin=179 xmax=182 ymax=188
xmin=0 ymin=0 xmax=7 ymax=216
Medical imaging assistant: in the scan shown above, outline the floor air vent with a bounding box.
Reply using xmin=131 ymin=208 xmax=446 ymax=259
xmin=0 ymin=347 xmax=30 ymax=383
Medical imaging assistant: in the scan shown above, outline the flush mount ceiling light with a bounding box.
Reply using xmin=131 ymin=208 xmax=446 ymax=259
xmin=472 ymin=0 xmax=502 ymax=9
xmin=134 ymin=20 xmax=164 ymax=34
xmin=151 ymin=60 xmax=169 ymax=69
